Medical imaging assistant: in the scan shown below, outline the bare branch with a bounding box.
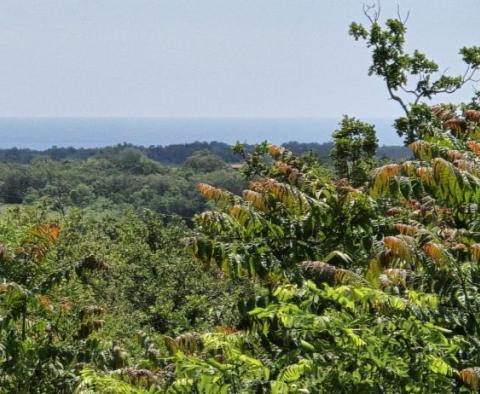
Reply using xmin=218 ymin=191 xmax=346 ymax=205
xmin=462 ymin=65 xmax=478 ymax=84
xmin=363 ymin=0 xmax=381 ymax=24
xmin=399 ymin=85 xmax=418 ymax=96
xmin=363 ymin=4 xmax=375 ymax=24
xmin=396 ymin=4 xmax=410 ymax=24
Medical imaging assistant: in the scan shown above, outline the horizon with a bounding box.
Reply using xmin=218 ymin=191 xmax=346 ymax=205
xmin=0 ymin=117 xmax=403 ymax=149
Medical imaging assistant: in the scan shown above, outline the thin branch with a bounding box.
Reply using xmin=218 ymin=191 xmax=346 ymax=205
xmin=400 ymin=85 xmax=417 ymax=95
xmin=407 ymin=66 xmax=479 ymax=105
xmin=462 ymin=66 xmax=479 ymax=84
xmin=414 ymin=94 xmax=423 ymax=105
xmin=462 ymin=65 xmax=472 ymax=80
xmin=363 ymin=0 xmax=381 ymax=24
xmin=429 ymin=67 xmax=479 ymax=96
xmin=376 ymin=0 xmax=382 ymax=20
xmin=396 ymin=4 xmax=410 ymax=25
xmin=363 ymin=4 xmax=375 ymax=24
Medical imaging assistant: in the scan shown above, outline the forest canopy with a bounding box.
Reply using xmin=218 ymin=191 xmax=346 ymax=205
xmin=1 ymin=7 xmax=480 ymax=394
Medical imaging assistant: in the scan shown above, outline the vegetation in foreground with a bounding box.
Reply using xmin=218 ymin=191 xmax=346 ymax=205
xmin=1 ymin=7 xmax=480 ymax=394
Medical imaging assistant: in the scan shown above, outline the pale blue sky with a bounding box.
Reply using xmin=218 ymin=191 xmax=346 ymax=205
xmin=0 ymin=0 xmax=478 ymax=117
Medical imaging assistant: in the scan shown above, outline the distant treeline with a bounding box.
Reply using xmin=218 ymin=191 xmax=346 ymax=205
xmin=282 ymin=142 xmax=411 ymax=161
xmin=0 ymin=141 xmax=410 ymax=164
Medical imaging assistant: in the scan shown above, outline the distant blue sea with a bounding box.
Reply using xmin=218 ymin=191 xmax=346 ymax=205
xmin=0 ymin=117 xmax=402 ymax=150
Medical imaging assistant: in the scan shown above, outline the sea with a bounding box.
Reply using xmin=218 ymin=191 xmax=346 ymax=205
xmin=0 ymin=117 xmax=402 ymax=150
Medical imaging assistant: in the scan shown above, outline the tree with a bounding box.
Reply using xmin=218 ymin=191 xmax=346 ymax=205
xmin=330 ymin=115 xmax=378 ymax=186
xmin=164 ymin=104 xmax=480 ymax=392
xmin=0 ymin=208 xmax=112 ymax=393
xmin=184 ymin=150 xmax=228 ymax=173
xmin=350 ymin=4 xmax=480 ymax=144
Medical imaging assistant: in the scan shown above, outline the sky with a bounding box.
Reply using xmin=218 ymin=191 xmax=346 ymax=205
xmin=0 ymin=0 xmax=478 ymax=118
